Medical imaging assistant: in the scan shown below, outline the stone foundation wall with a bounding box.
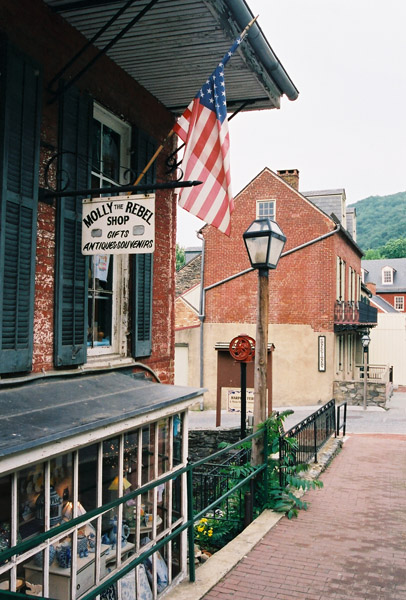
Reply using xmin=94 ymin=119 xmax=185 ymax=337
xmin=188 ymin=428 xmax=241 ymax=463
xmin=333 ymin=380 xmax=389 ymax=407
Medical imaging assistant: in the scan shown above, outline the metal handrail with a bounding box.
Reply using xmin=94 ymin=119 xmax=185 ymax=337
xmin=279 ymin=400 xmax=336 ymax=483
xmin=336 ymin=401 xmax=347 ymax=437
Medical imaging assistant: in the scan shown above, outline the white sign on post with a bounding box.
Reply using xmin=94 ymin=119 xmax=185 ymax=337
xmin=81 ymin=194 xmax=155 ymax=255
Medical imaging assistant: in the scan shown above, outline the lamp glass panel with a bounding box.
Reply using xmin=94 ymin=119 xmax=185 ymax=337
xmin=267 ymin=236 xmax=285 ymax=267
xmin=246 ymin=236 xmax=269 ymax=266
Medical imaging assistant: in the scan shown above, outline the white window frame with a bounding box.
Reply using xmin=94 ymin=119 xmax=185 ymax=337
xmin=256 ymin=200 xmax=275 ymax=220
xmin=395 ymin=296 xmax=404 ymax=311
xmin=88 ymin=104 xmax=131 ymax=360
xmin=382 ymin=267 xmax=393 ymax=285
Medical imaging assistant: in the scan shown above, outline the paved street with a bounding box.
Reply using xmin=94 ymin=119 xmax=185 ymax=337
xmin=202 ymin=432 xmax=406 ymax=600
xmin=189 ymin=390 xmax=406 ymax=434
xmin=187 ymin=391 xmax=406 ymax=600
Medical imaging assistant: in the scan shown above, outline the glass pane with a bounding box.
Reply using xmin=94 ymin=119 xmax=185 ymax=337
xmin=50 ymin=454 xmax=72 ymax=527
xmin=158 ymin=419 xmax=169 ymax=476
xmin=79 ymin=443 xmax=98 ymax=512
xmin=88 ymin=256 xmax=113 ymax=348
xmin=102 ymin=124 xmax=120 ymax=182
xmin=123 ymin=431 xmax=138 ymax=528
xmin=143 ymin=547 xmax=169 ymax=595
xmin=141 ymin=426 xmax=154 ymax=486
xmin=172 ymin=474 xmax=182 ymax=524
xmin=18 ymin=464 xmax=45 ymax=539
xmin=102 ymin=437 xmax=120 ymax=507
xmin=171 ymin=530 xmax=182 ymax=579
xmin=172 ymin=414 xmax=183 ymax=466
xmin=157 ymin=481 xmax=168 ymax=532
xmin=0 ymin=475 xmax=11 ymax=555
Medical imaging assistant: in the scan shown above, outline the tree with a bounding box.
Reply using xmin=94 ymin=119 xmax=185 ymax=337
xmin=364 ymin=248 xmax=382 ymax=260
xmin=176 ymin=244 xmax=186 ymax=271
xmin=363 ymin=237 xmax=406 ymax=260
xmin=382 ymin=237 xmax=406 ymax=258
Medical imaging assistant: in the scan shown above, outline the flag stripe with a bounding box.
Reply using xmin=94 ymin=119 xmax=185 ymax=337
xmin=174 ymin=40 xmax=239 ymax=235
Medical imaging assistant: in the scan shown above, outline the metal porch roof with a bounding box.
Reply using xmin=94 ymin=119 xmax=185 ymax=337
xmin=0 ymin=370 xmax=203 ymax=459
xmin=43 ymin=0 xmax=298 ymax=114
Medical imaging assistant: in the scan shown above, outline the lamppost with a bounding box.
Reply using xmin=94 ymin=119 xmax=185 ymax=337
xmin=361 ymin=332 xmax=370 ymax=410
xmin=243 ymin=218 xmax=286 ymax=465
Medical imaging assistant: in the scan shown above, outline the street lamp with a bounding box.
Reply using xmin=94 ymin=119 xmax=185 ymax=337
xmin=243 ymin=218 xmax=286 ymax=465
xmin=361 ymin=332 xmax=370 ymax=410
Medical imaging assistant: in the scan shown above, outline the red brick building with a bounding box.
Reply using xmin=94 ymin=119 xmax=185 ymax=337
xmin=176 ymin=168 xmax=378 ymax=408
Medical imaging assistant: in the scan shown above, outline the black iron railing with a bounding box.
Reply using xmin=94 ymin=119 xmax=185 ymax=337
xmin=279 ymin=400 xmax=336 ymax=485
xmin=192 ymin=446 xmax=251 ymax=520
xmin=334 ymin=300 xmax=377 ymax=325
xmin=336 ymin=401 xmax=347 ymax=437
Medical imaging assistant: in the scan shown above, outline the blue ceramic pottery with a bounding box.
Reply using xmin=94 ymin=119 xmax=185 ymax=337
xmin=33 ymin=544 xmax=56 ymax=567
xmin=56 ymin=545 xmax=71 ymax=569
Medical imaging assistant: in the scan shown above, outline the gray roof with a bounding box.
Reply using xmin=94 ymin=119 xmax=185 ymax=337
xmin=303 ymin=189 xmax=346 ymax=225
xmin=0 ymin=370 xmax=203 ymax=459
xmin=43 ymin=0 xmax=298 ymax=114
xmin=370 ymin=295 xmax=398 ymax=313
xmin=362 ymin=258 xmax=406 ymax=292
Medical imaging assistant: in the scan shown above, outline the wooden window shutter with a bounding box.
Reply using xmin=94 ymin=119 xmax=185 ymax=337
xmin=0 ymin=39 xmax=42 ymax=373
xmin=131 ymin=253 xmax=153 ymax=357
xmin=130 ymin=128 xmax=156 ymax=358
xmin=54 ymin=86 xmax=92 ymax=367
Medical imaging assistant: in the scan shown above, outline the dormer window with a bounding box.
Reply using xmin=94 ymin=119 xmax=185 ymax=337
xmin=382 ymin=266 xmax=394 ymax=285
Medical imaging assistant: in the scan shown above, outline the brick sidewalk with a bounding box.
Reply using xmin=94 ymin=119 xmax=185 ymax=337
xmin=202 ymin=434 xmax=406 ymax=600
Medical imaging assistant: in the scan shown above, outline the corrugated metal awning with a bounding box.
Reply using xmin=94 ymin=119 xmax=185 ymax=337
xmin=43 ymin=0 xmax=298 ymax=113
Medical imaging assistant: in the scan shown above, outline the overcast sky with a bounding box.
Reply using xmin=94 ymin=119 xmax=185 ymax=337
xmin=177 ymin=0 xmax=406 ymax=248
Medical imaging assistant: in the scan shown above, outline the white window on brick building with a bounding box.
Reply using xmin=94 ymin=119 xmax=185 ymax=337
xmin=256 ymin=200 xmax=275 ymax=219
xmin=395 ymin=296 xmax=404 ymax=311
xmin=88 ymin=104 xmax=131 ymax=358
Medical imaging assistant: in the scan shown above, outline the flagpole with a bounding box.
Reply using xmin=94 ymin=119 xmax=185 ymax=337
xmin=130 ymin=15 xmax=259 ymax=190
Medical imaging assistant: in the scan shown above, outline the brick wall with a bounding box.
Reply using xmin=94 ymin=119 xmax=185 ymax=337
xmin=377 ymin=292 xmax=406 ymax=311
xmin=202 ymin=167 xmax=362 ymax=333
xmin=175 ymin=298 xmax=201 ymax=329
xmin=1 ymin=0 xmax=177 ymax=381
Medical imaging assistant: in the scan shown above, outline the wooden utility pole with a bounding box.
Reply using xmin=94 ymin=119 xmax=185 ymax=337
xmin=252 ymin=269 xmax=269 ymax=465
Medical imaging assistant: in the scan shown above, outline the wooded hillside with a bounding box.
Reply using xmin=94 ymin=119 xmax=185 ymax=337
xmin=348 ymin=191 xmax=406 ymax=253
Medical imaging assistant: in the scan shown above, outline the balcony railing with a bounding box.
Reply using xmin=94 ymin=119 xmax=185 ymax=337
xmin=355 ymin=363 xmax=391 ymax=383
xmin=334 ymin=301 xmax=377 ymax=326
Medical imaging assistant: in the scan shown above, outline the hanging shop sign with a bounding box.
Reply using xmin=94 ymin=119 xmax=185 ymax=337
xmin=82 ymin=194 xmax=155 ymax=255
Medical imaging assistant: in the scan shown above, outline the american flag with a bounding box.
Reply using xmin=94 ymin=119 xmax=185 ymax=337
xmin=174 ymin=37 xmax=242 ymax=236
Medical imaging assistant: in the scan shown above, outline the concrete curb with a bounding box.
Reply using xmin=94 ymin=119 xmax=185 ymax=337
xmin=163 ymin=436 xmax=343 ymax=600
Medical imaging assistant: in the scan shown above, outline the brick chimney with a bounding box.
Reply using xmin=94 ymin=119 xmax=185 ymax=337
xmin=366 ymin=282 xmax=376 ymax=296
xmin=277 ymin=169 xmax=299 ymax=191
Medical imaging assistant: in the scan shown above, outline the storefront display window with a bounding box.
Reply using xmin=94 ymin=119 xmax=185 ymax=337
xmin=0 ymin=412 xmax=186 ymax=599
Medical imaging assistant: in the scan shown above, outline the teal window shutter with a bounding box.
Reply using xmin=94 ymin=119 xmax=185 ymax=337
xmin=54 ymin=86 xmax=92 ymax=367
xmin=132 ymin=253 xmax=153 ymax=357
xmin=131 ymin=128 xmax=156 ymax=358
xmin=0 ymin=40 xmax=42 ymax=373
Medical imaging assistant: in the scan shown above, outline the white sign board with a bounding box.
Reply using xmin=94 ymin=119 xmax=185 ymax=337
xmin=82 ymin=194 xmax=155 ymax=255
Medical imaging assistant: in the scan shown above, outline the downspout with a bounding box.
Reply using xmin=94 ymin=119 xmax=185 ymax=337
xmin=280 ymin=224 xmax=340 ymax=258
xmin=197 ymin=232 xmax=205 ymax=410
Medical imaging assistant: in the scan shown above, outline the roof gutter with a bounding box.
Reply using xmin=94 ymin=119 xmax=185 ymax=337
xmin=225 ymin=0 xmax=299 ymax=101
